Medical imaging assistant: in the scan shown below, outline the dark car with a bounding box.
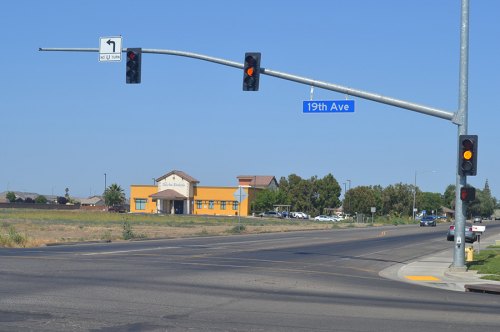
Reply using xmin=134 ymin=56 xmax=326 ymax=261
xmin=446 ymin=223 xmax=477 ymax=243
xmin=420 ymin=216 xmax=436 ymax=227
xmin=473 ymin=216 xmax=482 ymax=223
xmin=108 ymin=205 xmax=127 ymax=213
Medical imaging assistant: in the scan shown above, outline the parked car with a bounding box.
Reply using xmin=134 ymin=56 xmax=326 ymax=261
xmin=314 ymin=215 xmax=337 ymax=222
xmin=291 ymin=212 xmax=308 ymax=219
xmin=258 ymin=211 xmax=281 ymax=218
xmin=108 ymin=205 xmax=127 ymax=213
xmin=419 ymin=216 xmax=437 ymax=227
xmin=473 ymin=216 xmax=482 ymax=223
xmin=446 ymin=223 xmax=477 ymax=243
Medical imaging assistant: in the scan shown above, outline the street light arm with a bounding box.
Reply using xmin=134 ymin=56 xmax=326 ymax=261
xmin=39 ymin=47 xmax=456 ymax=122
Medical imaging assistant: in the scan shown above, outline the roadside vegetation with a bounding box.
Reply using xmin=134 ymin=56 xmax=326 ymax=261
xmin=0 ymin=208 xmax=426 ymax=248
xmin=467 ymin=246 xmax=500 ymax=281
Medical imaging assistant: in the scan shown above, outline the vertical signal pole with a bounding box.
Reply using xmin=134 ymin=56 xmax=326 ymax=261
xmin=452 ymin=0 xmax=469 ymax=269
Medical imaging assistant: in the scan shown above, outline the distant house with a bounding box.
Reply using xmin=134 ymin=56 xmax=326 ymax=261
xmin=236 ymin=175 xmax=279 ymax=190
xmin=79 ymin=196 xmax=105 ymax=207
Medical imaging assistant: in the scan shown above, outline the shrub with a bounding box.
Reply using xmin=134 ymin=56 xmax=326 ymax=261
xmin=228 ymin=225 xmax=246 ymax=234
xmin=122 ymin=220 xmax=135 ymax=240
xmin=0 ymin=226 xmax=28 ymax=247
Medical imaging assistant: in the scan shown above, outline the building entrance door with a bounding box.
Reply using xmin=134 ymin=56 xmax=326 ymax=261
xmin=174 ymin=200 xmax=184 ymax=214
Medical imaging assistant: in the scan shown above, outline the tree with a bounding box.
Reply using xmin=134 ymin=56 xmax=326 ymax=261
xmin=310 ymin=174 xmax=341 ymax=216
xmin=253 ymin=188 xmax=287 ymax=212
xmin=35 ymin=195 xmax=48 ymax=204
xmin=382 ymin=183 xmax=414 ymax=217
xmin=345 ymin=185 xmax=382 ymax=215
xmin=104 ymin=183 xmax=126 ymax=207
xmin=443 ymin=185 xmax=456 ymax=210
xmin=6 ymin=191 xmax=16 ymax=203
xmin=57 ymin=196 xmax=68 ymax=205
xmin=480 ymin=179 xmax=495 ymax=218
xmin=417 ymin=192 xmax=443 ymax=215
xmin=276 ymin=173 xmax=341 ymax=216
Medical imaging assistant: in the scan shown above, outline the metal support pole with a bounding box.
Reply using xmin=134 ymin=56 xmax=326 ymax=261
xmin=39 ymin=47 xmax=455 ymax=122
xmin=413 ymin=171 xmax=417 ymax=220
xmin=452 ymin=0 xmax=469 ymax=270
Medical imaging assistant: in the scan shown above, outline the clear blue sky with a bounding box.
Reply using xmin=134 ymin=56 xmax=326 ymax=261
xmin=2 ymin=0 xmax=499 ymax=200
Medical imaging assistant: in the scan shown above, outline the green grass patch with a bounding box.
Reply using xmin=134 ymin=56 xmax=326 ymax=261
xmin=467 ymin=248 xmax=500 ymax=281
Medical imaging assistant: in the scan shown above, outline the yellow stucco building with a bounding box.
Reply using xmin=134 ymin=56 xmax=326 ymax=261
xmin=130 ymin=170 xmax=278 ymax=217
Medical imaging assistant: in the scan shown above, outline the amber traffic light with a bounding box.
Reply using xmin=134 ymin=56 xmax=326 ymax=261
xmin=459 ymin=135 xmax=478 ymax=176
xmin=243 ymin=52 xmax=261 ymax=91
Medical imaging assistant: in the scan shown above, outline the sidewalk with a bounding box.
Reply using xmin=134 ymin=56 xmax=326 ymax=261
xmin=380 ymin=233 xmax=500 ymax=293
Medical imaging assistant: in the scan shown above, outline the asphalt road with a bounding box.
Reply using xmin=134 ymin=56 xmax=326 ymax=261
xmin=1 ymin=222 xmax=500 ymax=331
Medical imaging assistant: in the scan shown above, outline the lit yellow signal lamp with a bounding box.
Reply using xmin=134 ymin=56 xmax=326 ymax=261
xmin=459 ymin=135 xmax=478 ymax=176
xmin=242 ymin=52 xmax=261 ymax=91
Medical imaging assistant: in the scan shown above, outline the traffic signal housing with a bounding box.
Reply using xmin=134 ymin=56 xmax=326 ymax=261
xmin=126 ymin=48 xmax=142 ymax=84
xmin=460 ymin=186 xmax=476 ymax=202
xmin=243 ymin=52 xmax=261 ymax=91
xmin=459 ymin=135 xmax=478 ymax=176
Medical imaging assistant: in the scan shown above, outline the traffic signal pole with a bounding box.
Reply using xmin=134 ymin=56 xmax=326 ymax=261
xmin=39 ymin=0 xmax=470 ymax=269
xmin=452 ymin=0 xmax=470 ymax=270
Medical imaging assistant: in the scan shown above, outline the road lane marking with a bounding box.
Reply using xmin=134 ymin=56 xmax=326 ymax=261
xmin=80 ymin=246 xmax=180 ymax=256
xmin=405 ymin=275 xmax=441 ymax=281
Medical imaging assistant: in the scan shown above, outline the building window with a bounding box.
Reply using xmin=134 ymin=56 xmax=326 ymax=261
xmin=232 ymin=201 xmax=238 ymax=210
xmin=221 ymin=201 xmax=226 ymax=210
xmin=209 ymin=200 xmax=214 ymax=209
xmin=135 ymin=198 xmax=147 ymax=210
xmin=197 ymin=200 xmax=202 ymax=209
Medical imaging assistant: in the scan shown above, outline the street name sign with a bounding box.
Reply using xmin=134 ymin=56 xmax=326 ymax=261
xmin=99 ymin=36 xmax=122 ymax=62
xmin=303 ymin=100 xmax=354 ymax=113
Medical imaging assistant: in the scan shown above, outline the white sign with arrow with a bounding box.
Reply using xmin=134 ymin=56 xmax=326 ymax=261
xmin=99 ymin=36 xmax=122 ymax=62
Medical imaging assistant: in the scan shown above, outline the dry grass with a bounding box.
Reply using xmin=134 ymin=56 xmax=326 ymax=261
xmin=0 ymin=209 xmax=353 ymax=247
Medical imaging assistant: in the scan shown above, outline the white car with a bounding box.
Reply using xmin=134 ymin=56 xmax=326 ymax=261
xmin=291 ymin=212 xmax=308 ymax=219
xmin=314 ymin=215 xmax=337 ymax=222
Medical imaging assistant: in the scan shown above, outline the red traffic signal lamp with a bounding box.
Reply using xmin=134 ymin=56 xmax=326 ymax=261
xmin=459 ymin=135 xmax=477 ymax=176
xmin=243 ymin=52 xmax=261 ymax=91
xmin=460 ymin=186 xmax=476 ymax=202
xmin=126 ymin=48 xmax=142 ymax=84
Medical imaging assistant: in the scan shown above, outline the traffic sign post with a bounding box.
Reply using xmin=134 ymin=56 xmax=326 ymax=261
xmin=233 ymin=186 xmax=247 ymax=231
xmin=99 ymin=36 xmax=122 ymax=62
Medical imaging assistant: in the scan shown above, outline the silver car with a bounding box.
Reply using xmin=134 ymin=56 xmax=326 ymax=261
xmin=446 ymin=223 xmax=477 ymax=243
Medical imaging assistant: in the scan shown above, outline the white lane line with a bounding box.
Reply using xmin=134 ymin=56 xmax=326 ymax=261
xmin=81 ymin=246 xmax=180 ymax=256
xmin=216 ymin=236 xmax=306 ymax=246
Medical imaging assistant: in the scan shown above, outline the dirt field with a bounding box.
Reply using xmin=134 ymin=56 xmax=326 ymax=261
xmin=0 ymin=209 xmax=361 ymax=247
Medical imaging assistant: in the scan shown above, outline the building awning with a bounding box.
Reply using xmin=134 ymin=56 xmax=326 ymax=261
xmin=150 ymin=189 xmax=187 ymax=200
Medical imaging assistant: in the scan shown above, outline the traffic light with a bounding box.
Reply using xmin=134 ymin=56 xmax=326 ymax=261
xmin=126 ymin=48 xmax=142 ymax=84
xmin=243 ymin=52 xmax=261 ymax=91
xmin=460 ymin=186 xmax=476 ymax=202
xmin=459 ymin=135 xmax=478 ymax=176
